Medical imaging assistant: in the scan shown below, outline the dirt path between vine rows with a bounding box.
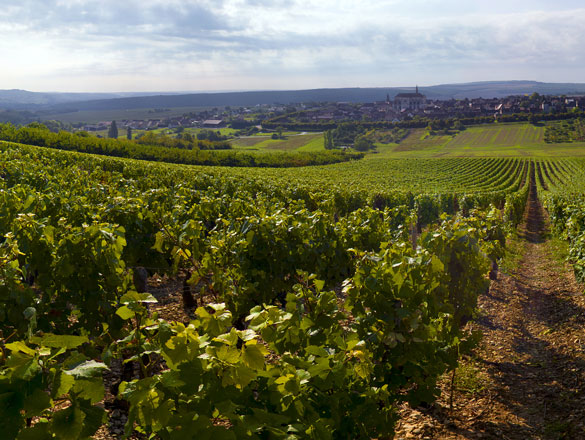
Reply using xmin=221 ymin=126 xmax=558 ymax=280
xmin=394 ymin=172 xmax=585 ymax=439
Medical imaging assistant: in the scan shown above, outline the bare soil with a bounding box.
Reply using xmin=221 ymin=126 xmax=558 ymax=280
xmin=394 ymin=171 xmax=585 ymax=439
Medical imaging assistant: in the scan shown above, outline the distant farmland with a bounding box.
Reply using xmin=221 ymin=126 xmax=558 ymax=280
xmin=232 ymin=133 xmax=324 ymax=152
xmin=447 ymin=124 xmax=544 ymax=148
xmin=381 ymin=123 xmax=585 ymax=158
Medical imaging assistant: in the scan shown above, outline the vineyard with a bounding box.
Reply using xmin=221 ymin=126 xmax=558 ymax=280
xmin=536 ymin=158 xmax=585 ymax=283
xmin=1 ymin=140 xmax=585 ymax=439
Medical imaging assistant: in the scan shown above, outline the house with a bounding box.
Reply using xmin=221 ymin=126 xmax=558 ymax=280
xmin=393 ymin=86 xmax=426 ymax=111
xmin=202 ymin=119 xmax=225 ymax=128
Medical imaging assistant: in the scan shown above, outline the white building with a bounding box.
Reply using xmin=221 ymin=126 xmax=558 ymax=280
xmin=393 ymin=86 xmax=426 ymax=111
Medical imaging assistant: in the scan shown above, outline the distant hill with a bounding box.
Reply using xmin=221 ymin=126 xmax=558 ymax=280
xmin=3 ymin=81 xmax=585 ymax=113
xmin=424 ymin=81 xmax=585 ymax=99
xmin=0 ymin=89 xmax=180 ymax=109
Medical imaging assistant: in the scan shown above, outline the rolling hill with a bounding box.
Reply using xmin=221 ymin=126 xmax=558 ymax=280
xmin=2 ymin=81 xmax=585 ymax=114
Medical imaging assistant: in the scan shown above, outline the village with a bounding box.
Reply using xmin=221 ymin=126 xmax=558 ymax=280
xmin=80 ymin=90 xmax=585 ymax=134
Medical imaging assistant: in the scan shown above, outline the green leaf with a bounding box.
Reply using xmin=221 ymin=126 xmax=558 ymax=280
xmin=32 ymin=334 xmax=88 ymax=350
xmin=314 ymin=279 xmax=325 ymax=291
xmin=73 ymin=379 xmax=104 ymax=403
xmin=116 ymin=305 xmax=135 ymax=320
xmin=5 ymin=341 xmax=36 ymax=356
xmin=214 ymin=346 xmax=240 ymax=364
xmin=307 ymin=358 xmax=330 ymax=378
xmin=5 ymin=352 xmax=40 ymax=380
xmin=305 ymin=345 xmax=329 ymax=357
xmin=0 ymin=390 xmax=24 ymax=440
xmin=354 ymin=362 xmax=373 ymax=379
xmin=52 ymin=371 xmax=75 ymax=398
xmin=237 ymin=329 xmax=256 ymax=342
xmin=79 ymin=404 xmax=106 ymax=438
xmin=152 ymin=231 xmax=165 ymax=253
xmin=246 ymin=230 xmax=255 ymax=244
xmin=160 ymin=371 xmax=186 ymax=388
xmin=51 ymin=406 xmax=85 ymax=440
xmin=242 ymin=344 xmax=266 ymax=370
xmin=65 ymin=360 xmax=108 ymax=379
xmin=120 ymin=291 xmax=157 ymax=304
xmin=213 ymin=328 xmax=238 ymax=346
xmin=296 ymin=369 xmax=311 ymax=385
xmin=24 ymin=388 xmax=51 ymax=417
xmin=209 ymin=428 xmax=237 ymax=440
xmin=234 ymin=365 xmax=256 ymax=389
xmin=15 ymin=423 xmax=53 ymax=440
xmin=207 ymin=303 xmax=227 ymax=312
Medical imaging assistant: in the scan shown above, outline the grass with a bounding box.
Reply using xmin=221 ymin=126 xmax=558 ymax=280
xmin=499 ymin=232 xmax=526 ymax=275
xmin=380 ymin=123 xmax=585 ymax=158
xmin=250 ymin=131 xmax=302 ymax=137
xmin=297 ymin=134 xmax=325 ymax=152
xmin=231 ymin=137 xmax=267 ymax=148
xmin=454 ymin=361 xmax=489 ymax=395
xmin=232 ymin=133 xmax=324 ymax=152
xmin=546 ymin=236 xmax=572 ymax=273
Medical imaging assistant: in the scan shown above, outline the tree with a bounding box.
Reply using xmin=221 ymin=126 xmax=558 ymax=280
xmin=324 ymin=130 xmax=334 ymax=150
xmin=353 ymin=136 xmax=374 ymax=152
xmin=127 ymin=127 xmax=132 ymax=140
xmin=453 ymin=120 xmax=465 ymax=131
xmin=108 ymin=121 xmax=118 ymax=139
xmin=42 ymin=120 xmax=72 ymax=133
xmin=180 ymin=132 xmax=194 ymax=142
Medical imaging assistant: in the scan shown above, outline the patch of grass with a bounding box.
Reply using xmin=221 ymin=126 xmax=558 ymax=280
xmin=251 ymin=131 xmax=301 ymax=136
xmin=231 ymin=137 xmax=267 ymax=148
xmin=546 ymin=236 xmax=572 ymax=272
xmin=297 ymin=134 xmax=325 ymax=152
xmin=500 ymin=232 xmax=525 ymax=274
xmin=454 ymin=361 xmax=489 ymax=395
xmin=263 ymin=134 xmax=322 ymax=151
xmin=234 ymin=133 xmax=323 ymax=152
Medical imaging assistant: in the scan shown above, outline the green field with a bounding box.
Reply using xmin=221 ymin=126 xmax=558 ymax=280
xmin=75 ymin=122 xmax=585 ymax=158
xmin=232 ymin=133 xmax=324 ymax=152
xmin=229 ymin=122 xmax=585 ymax=158
xmin=375 ymin=123 xmax=585 ymax=158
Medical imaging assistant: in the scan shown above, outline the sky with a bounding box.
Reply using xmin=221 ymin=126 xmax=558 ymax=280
xmin=1 ymin=0 xmax=585 ymax=92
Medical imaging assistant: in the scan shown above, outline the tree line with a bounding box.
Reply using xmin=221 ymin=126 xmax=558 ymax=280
xmin=263 ymin=110 xmax=584 ymax=132
xmin=0 ymin=122 xmax=363 ymax=168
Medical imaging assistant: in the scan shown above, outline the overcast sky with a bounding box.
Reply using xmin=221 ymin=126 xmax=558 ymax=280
xmin=2 ymin=0 xmax=585 ymax=92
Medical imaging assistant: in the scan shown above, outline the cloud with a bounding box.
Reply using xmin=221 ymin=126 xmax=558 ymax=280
xmin=2 ymin=1 xmax=585 ymax=91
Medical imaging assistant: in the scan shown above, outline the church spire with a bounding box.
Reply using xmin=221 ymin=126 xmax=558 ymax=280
xmin=416 ymin=85 xmax=419 ymax=94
